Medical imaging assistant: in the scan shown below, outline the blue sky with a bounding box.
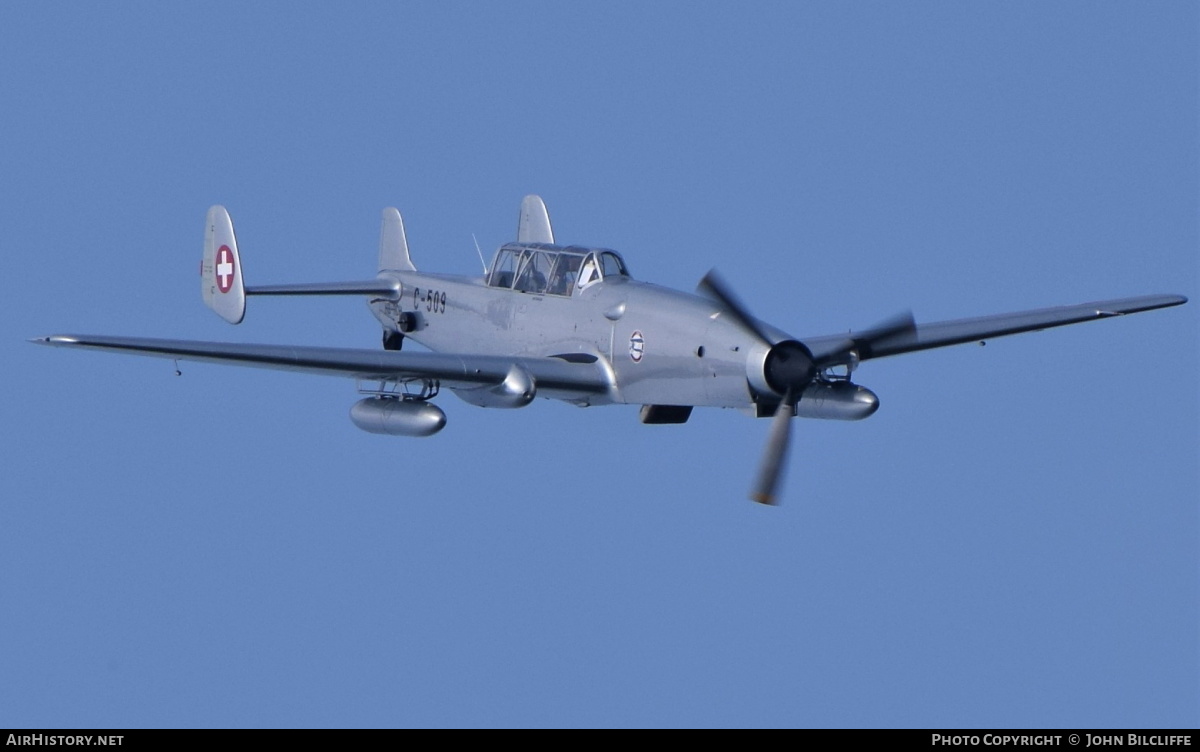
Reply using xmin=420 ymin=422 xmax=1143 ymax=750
xmin=3 ymin=2 xmax=1196 ymax=728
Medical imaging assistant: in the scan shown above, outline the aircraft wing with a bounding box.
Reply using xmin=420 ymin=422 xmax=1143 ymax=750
xmin=802 ymin=294 xmax=1187 ymax=362
xmin=30 ymin=335 xmax=611 ymax=397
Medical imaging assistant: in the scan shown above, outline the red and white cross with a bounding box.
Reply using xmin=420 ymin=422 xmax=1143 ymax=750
xmin=216 ymin=245 xmax=235 ymax=293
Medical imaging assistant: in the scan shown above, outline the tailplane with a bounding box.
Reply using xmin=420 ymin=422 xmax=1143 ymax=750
xmin=200 ymin=205 xmax=401 ymax=324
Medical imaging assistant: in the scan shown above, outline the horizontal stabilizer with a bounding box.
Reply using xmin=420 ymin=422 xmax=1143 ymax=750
xmin=246 ymin=280 xmax=401 ymax=298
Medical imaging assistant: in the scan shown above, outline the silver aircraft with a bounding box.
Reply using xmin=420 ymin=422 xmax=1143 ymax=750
xmin=33 ymin=195 xmax=1186 ymax=504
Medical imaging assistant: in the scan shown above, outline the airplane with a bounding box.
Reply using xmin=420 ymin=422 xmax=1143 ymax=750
xmin=32 ymin=195 xmax=1187 ymax=504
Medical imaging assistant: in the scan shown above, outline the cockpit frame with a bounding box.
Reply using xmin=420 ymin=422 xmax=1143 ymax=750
xmin=486 ymin=242 xmax=629 ymax=297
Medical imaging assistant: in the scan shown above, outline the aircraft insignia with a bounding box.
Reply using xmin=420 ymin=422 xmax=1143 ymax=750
xmin=216 ymin=245 xmax=236 ymax=294
xmin=629 ymin=330 xmax=645 ymax=362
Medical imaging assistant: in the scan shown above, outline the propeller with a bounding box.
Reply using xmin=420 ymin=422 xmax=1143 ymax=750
xmin=812 ymin=310 xmax=917 ymax=368
xmin=750 ymin=389 xmax=794 ymax=505
xmin=699 ymin=270 xmax=915 ymax=505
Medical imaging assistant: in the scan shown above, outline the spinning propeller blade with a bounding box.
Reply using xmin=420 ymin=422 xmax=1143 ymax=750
xmin=814 ymin=311 xmax=917 ymax=368
xmin=698 ymin=270 xmax=774 ymax=346
xmin=750 ymin=390 xmax=794 ymax=505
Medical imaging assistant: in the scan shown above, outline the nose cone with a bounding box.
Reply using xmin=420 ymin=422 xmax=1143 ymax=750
xmin=763 ymin=340 xmax=816 ymax=393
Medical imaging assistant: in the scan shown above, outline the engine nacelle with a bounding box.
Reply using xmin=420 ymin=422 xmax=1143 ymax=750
xmin=745 ymin=339 xmax=816 ymax=397
xmin=450 ymin=364 xmax=536 ymax=408
xmin=794 ymin=382 xmax=879 ymax=421
xmin=349 ymin=397 xmax=446 ymax=436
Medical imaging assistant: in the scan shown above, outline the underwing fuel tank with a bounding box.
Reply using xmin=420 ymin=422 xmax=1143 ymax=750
xmin=349 ymin=397 xmax=446 ymax=436
xmin=794 ymin=382 xmax=880 ymax=421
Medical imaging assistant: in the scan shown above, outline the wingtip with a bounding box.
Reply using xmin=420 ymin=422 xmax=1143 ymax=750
xmin=29 ymin=335 xmax=79 ymax=346
xmin=1149 ymin=294 xmax=1188 ymax=310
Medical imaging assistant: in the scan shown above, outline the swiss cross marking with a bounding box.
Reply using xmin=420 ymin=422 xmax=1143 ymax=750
xmin=216 ymin=245 xmax=235 ymax=293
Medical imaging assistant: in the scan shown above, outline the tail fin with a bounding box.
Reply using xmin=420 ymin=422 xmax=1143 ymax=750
xmin=379 ymin=207 xmax=416 ymax=272
xmin=201 ymin=205 xmax=246 ymax=324
xmin=517 ymin=195 xmax=554 ymax=244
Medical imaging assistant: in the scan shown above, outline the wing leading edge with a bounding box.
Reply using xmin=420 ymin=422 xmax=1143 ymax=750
xmin=32 ymin=294 xmax=1186 ymax=401
xmin=802 ymin=294 xmax=1187 ymax=363
xmin=31 ymin=335 xmax=611 ymax=398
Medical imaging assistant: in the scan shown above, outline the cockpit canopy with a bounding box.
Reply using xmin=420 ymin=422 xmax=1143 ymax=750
xmin=487 ymin=243 xmax=630 ymax=296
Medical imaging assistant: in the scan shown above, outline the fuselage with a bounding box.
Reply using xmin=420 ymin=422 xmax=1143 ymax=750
xmin=367 ymin=242 xmax=772 ymax=410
